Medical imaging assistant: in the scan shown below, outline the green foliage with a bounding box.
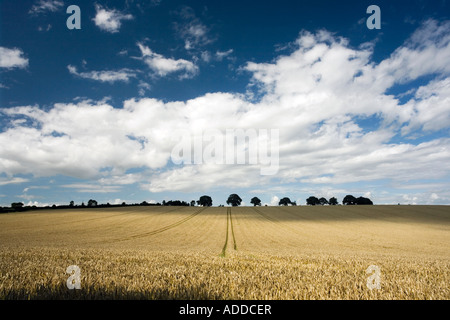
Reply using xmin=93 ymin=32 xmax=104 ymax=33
xmin=343 ymin=195 xmax=357 ymax=205
xmin=306 ymin=196 xmax=320 ymax=206
xmin=250 ymin=197 xmax=262 ymax=206
xmin=278 ymin=197 xmax=292 ymax=206
xmin=197 ymin=195 xmax=213 ymax=207
xmin=11 ymin=202 xmax=24 ymax=209
xmin=329 ymin=197 xmax=338 ymax=205
xmin=227 ymin=194 xmax=242 ymax=207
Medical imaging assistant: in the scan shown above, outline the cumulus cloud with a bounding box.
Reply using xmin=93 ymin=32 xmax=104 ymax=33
xmin=1 ymin=20 xmax=450 ymax=200
xmin=374 ymin=19 xmax=450 ymax=87
xmin=0 ymin=47 xmax=29 ymax=69
xmin=93 ymin=5 xmax=133 ymax=33
xmin=67 ymin=65 xmax=136 ymax=83
xmin=137 ymin=43 xmax=198 ymax=79
xmin=401 ymin=78 xmax=450 ymax=134
xmin=270 ymin=196 xmax=280 ymax=206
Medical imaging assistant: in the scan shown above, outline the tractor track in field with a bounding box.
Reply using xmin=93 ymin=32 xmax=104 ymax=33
xmin=221 ymin=207 xmax=237 ymax=257
xmin=252 ymin=207 xmax=278 ymax=223
xmin=252 ymin=207 xmax=313 ymax=238
xmin=257 ymin=206 xmax=370 ymax=251
xmin=104 ymin=207 xmax=207 ymax=243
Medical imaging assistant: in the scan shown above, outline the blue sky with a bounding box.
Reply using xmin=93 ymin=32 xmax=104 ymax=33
xmin=1 ymin=0 xmax=450 ymax=207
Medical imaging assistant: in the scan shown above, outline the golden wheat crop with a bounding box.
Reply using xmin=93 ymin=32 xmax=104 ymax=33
xmin=0 ymin=205 xmax=448 ymax=299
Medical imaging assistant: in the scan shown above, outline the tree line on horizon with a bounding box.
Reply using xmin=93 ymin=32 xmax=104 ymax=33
xmin=1 ymin=194 xmax=372 ymax=213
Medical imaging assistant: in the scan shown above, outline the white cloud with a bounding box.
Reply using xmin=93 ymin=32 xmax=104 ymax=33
xmin=270 ymin=196 xmax=280 ymax=206
xmin=430 ymin=193 xmax=439 ymax=200
xmin=0 ymin=177 xmax=30 ymax=186
xmin=199 ymin=50 xmax=234 ymax=63
xmin=61 ymin=183 xmax=121 ymax=193
xmin=216 ymin=49 xmax=233 ymax=61
xmin=138 ymin=81 xmax=151 ymax=96
xmin=401 ymin=78 xmax=450 ymax=134
xmin=137 ymin=43 xmax=198 ymax=79
xmin=0 ymin=47 xmax=29 ymax=69
xmin=29 ymin=0 xmax=64 ymax=15
xmin=399 ymin=190 xmax=450 ymax=205
xmin=26 ymin=201 xmax=50 ymax=207
xmin=174 ymin=6 xmax=213 ymax=50
xmin=67 ymin=65 xmax=136 ymax=83
xmin=38 ymin=24 xmax=52 ymax=32
xmin=201 ymin=51 xmax=211 ymax=63
xmin=93 ymin=5 xmax=133 ymax=33
xmin=374 ymin=19 xmax=450 ymax=87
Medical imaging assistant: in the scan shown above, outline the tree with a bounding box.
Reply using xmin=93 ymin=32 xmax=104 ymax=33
xmin=165 ymin=200 xmax=189 ymax=206
xmin=250 ymin=197 xmax=261 ymax=206
xmin=227 ymin=194 xmax=242 ymax=207
xmin=329 ymin=197 xmax=338 ymax=205
xmin=190 ymin=200 xmax=196 ymax=207
xmin=306 ymin=196 xmax=320 ymax=206
xmin=197 ymin=195 xmax=213 ymax=207
xmin=319 ymin=197 xmax=329 ymax=205
xmin=87 ymin=199 xmax=98 ymax=207
xmin=355 ymin=197 xmax=373 ymax=205
xmin=343 ymin=195 xmax=357 ymax=205
xmin=278 ymin=197 xmax=292 ymax=206
xmin=69 ymin=200 xmax=75 ymax=207
xmin=11 ymin=202 xmax=24 ymax=209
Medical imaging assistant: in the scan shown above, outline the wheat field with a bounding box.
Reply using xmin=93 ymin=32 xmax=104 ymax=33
xmin=0 ymin=205 xmax=448 ymax=299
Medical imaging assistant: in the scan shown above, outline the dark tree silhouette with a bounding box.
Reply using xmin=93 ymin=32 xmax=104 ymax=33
xmin=355 ymin=197 xmax=373 ymax=205
xmin=227 ymin=194 xmax=242 ymax=207
xmin=165 ymin=200 xmax=189 ymax=206
xmin=190 ymin=200 xmax=196 ymax=207
xmin=306 ymin=196 xmax=320 ymax=206
xmin=87 ymin=199 xmax=98 ymax=207
xmin=11 ymin=202 xmax=24 ymax=209
xmin=319 ymin=197 xmax=329 ymax=205
xmin=343 ymin=195 xmax=357 ymax=205
xmin=250 ymin=197 xmax=262 ymax=206
xmin=279 ymin=197 xmax=292 ymax=206
xmin=69 ymin=200 xmax=75 ymax=207
xmin=197 ymin=195 xmax=213 ymax=207
xmin=329 ymin=197 xmax=338 ymax=205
